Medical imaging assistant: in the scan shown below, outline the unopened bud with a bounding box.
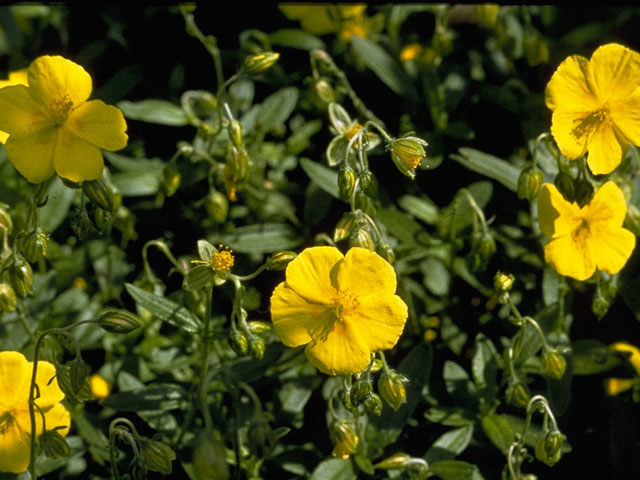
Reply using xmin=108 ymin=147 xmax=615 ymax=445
xmin=338 ymin=168 xmax=356 ymax=201
xmin=229 ymin=119 xmax=243 ymax=149
xmin=364 ymin=392 xmax=383 ymax=415
xmin=376 ymin=243 xmax=395 ymax=264
xmin=229 ymin=331 xmax=249 ymax=356
xmin=248 ymin=321 xmax=271 ymax=334
xmin=354 ymin=190 xmax=374 ymax=213
xmin=574 ymin=178 xmax=595 ymax=207
xmin=70 ymin=358 xmax=90 ymax=395
xmin=250 ymin=337 xmax=266 ymax=359
xmin=508 ymin=382 xmax=531 ymax=408
xmin=378 ymin=371 xmax=408 ymax=411
xmin=161 ymin=165 xmax=181 ymax=197
xmin=0 ymin=205 xmax=13 ymax=235
xmin=139 ymin=437 xmax=176 ymax=475
xmin=331 ymin=421 xmax=359 ymax=460
xmin=83 ymin=179 xmax=113 ymax=212
xmin=350 ymin=227 xmax=375 ymax=250
xmin=9 ymin=257 xmax=33 ymax=298
xmin=266 ymin=251 xmax=297 ymax=271
xmin=517 ymin=166 xmax=544 ymax=201
xmin=20 ymin=228 xmax=49 ymax=263
xmin=314 ymin=78 xmax=335 ymax=103
xmin=228 ymin=145 xmax=249 ymax=180
xmin=494 ymin=271 xmax=515 ymax=293
xmin=374 ymin=453 xmax=410 ymax=470
xmin=92 ymin=206 xmax=111 ymax=232
xmin=206 ymin=190 xmax=229 ymax=223
xmin=476 ymin=232 xmax=496 ymax=262
xmin=350 ymin=379 xmax=373 ymax=407
xmin=243 ymin=51 xmax=280 ymax=75
xmin=334 ymin=212 xmax=358 ymax=243
xmin=98 ymin=311 xmax=141 ymax=334
xmin=535 ymin=430 xmax=564 ymax=466
xmin=0 ymin=283 xmax=17 ymax=312
xmin=554 ymin=171 xmax=575 ymax=203
xmin=542 ymin=349 xmax=567 ymax=380
xmin=359 ymin=170 xmax=379 ymax=199
xmin=390 ymin=136 xmax=428 ymax=178
xmin=41 ymin=429 xmax=70 ymax=459
xmin=56 ymin=364 xmax=93 ymax=401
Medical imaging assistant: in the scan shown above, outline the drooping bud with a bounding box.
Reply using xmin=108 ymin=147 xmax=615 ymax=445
xmin=9 ymin=257 xmax=33 ymax=298
xmin=249 ymin=337 xmax=266 ymax=359
xmin=0 ymin=204 xmax=13 ymax=235
xmin=330 ymin=421 xmax=359 ymax=459
xmin=243 ymin=51 xmax=280 ymax=75
xmin=229 ymin=330 xmax=249 ymax=356
xmin=0 ymin=283 xmax=17 ymax=312
xmin=40 ymin=429 xmax=71 ymax=459
xmin=56 ymin=364 xmax=93 ymax=401
xmin=228 ymin=119 xmax=243 ymax=149
xmin=374 ymin=453 xmax=411 ymax=470
xmin=376 ymin=243 xmax=395 ymax=264
xmin=70 ymin=358 xmax=90 ymax=395
xmin=507 ymin=382 xmax=531 ymax=408
xmin=542 ymin=349 xmax=567 ymax=380
xmin=20 ymin=228 xmax=49 ymax=263
xmin=139 ymin=437 xmax=176 ymax=475
xmin=350 ymin=227 xmax=375 ymax=250
xmin=534 ymin=430 xmax=565 ymax=466
xmin=98 ymin=311 xmax=142 ymax=334
xmin=228 ymin=145 xmax=249 ymax=181
xmin=390 ymin=136 xmax=428 ymax=178
xmin=517 ymin=166 xmax=544 ymax=201
xmin=314 ymin=78 xmax=335 ymax=103
xmin=554 ymin=171 xmax=575 ymax=203
xmin=161 ymin=165 xmax=181 ymax=197
xmin=83 ymin=179 xmax=113 ymax=212
xmin=338 ymin=167 xmax=357 ymax=201
xmin=265 ymin=251 xmax=297 ymax=271
xmin=378 ymin=370 xmax=408 ymax=411
xmin=363 ymin=392 xmax=383 ymax=415
xmin=247 ymin=321 xmax=271 ymax=334
xmin=359 ymin=170 xmax=379 ymax=199
xmin=205 ymin=190 xmax=229 ymax=223
xmin=333 ymin=212 xmax=358 ymax=243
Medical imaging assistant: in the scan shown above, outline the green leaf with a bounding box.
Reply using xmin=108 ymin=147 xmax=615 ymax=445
xmin=214 ymin=223 xmax=303 ymax=254
xmin=572 ymin=339 xmax=620 ymax=375
xmin=471 ymin=333 xmax=499 ymax=395
xmin=377 ymin=208 xmax=423 ymax=246
xmin=481 ymin=414 xmax=515 ymax=453
xmin=425 ymin=426 xmax=474 ymax=464
xmin=398 ymin=194 xmax=439 ymax=225
xmin=105 ymin=152 xmax=164 ymax=196
xmin=351 ymin=36 xmax=415 ymax=97
xmin=443 ymin=361 xmax=478 ymax=409
xmin=101 ymin=384 xmax=187 ymax=411
xmin=425 ymin=407 xmax=475 ymax=427
xmin=300 ymin=158 xmax=340 ymax=199
xmin=117 ymin=99 xmax=188 ymax=126
xmin=421 ymin=257 xmax=450 ymax=296
xmin=125 ymin=283 xmax=201 ymax=333
xmin=450 ymin=147 xmax=520 ymax=191
xmin=309 ymin=458 xmax=356 ymax=480
xmin=257 ymin=87 xmax=299 ymax=132
xmin=428 ymin=460 xmax=483 ymax=480
xmin=270 ymin=28 xmax=326 ymax=50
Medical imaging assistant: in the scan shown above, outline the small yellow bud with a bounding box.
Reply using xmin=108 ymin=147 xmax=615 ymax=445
xmin=314 ymin=78 xmax=335 ymax=103
xmin=338 ymin=168 xmax=357 ymax=201
xmin=378 ymin=371 xmax=408 ymax=411
xmin=265 ymin=251 xmax=297 ymax=271
xmin=333 ymin=212 xmax=358 ymax=243
xmin=205 ymin=190 xmax=229 ymax=223
xmin=331 ymin=421 xmax=359 ymax=460
xmin=89 ymin=374 xmax=110 ymax=399
xmin=243 ymin=51 xmax=280 ymax=75
xmin=161 ymin=164 xmax=181 ymax=197
xmin=20 ymin=228 xmax=49 ymax=263
xmin=0 ymin=283 xmax=17 ymax=312
xmin=534 ymin=430 xmax=564 ymax=467
xmin=350 ymin=227 xmax=375 ymax=250
xmin=229 ymin=331 xmax=249 ymax=356
xmin=508 ymin=382 xmax=531 ymax=408
xmin=374 ymin=452 xmax=411 ymax=469
xmin=390 ymin=136 xmax=428 ymax=178
xmin=494 ymin=271 xmax=515 ymax=294
xmin=542 ymin=349 xmax=567 ymax=380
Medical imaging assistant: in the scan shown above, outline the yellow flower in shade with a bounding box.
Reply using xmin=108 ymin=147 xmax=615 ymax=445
xmin=0 ymin=55 xmax=128 ymax=184
xmin=605 ymin=342 xmax=640 ymax=395
xmin=400 ymin=44 xmax=423 ymax=63
xmin=279 ymin=4 xmax=368 ymax=39
xmin=545 ymin=43 xmax=640 ymax=175
xmin=537 ymin=181 xmax=636 ymax=281
xmin=0 ymin=351 xmax=70 ymax=473
xmin=89 ymin=374 xmax=110 ymax=400
xmin=0 ymin=69 xmax=28 ymax=144
xmin=270 ymin=246 xmax=408 ymax=375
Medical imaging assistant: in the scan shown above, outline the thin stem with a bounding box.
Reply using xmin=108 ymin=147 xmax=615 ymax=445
xmin=142 ymin=239 xmax=186 ymax=278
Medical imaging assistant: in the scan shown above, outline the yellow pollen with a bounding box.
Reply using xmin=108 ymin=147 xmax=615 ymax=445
xmin=571 ymin=108 xmax=608 ymax=141
xmin=345 ymin=123 xmax=362 ymax=142
xmin=47 ymin=94 xmax=74 ymax=125
xmin=209 ymin=246 xmax=234 ymax=272
xmin=331 ymin=290 xmax=360 ymax=321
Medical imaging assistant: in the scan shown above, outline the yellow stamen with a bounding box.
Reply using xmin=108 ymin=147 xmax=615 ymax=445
xmin=47 ymin=94 xmax=74 ymax=125
xmin=209 ymin=246 xmax=234 ymax=272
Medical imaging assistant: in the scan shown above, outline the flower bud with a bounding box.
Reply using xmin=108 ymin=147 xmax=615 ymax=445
xmin=476 ymin=232 xmax=496 ymax=263
xmin=364 ymin=392 xmax=383 ymax=415
xmin=354 ymin=190 xmax=374 ymax=213
xmin=542 ymin=349 xmax=567 ymax=380
xmin=250 ymin=337 xmax=266 ymax=359
xmin=574 ymin=178 xmax=595 ymax=207
xmin=98 ymin=311 xmax=142 ymax=334
xmin=265 ymin=251 xmax=297 ymax=271
xmin=517 ymin=166 xmax=544 ymax=201
xmin=350 ymin=379 xmax=373 ymax=406
xmin=193 ymin=431 xmax=230 ymax=480
xmin=378 ymin=371 xmax=408 ymax=411
xmin=494 ymin=271 xmax=515 ymax=294
xmin=183 ymin=264 xmax=216 ymax=291
xmin=0 ymin=283 xmax=17 ymax=312
xmin=205 ymin=190 xmax=229 ymax=223
xmin=338 ymin=167 xmax=356 ymax=201
xmin=20 ymin=228 xmax=49 ymax=263
xmin=0 ymin=204 xmax=13 ymax=235
xmin=247 ymin=321 xmax=271 ymax=334
xmin=161 ymin=165 xmax=181 ymax=197
xmin=350 ymin=227 xmax=375 ymax=250
xmin=83 ymin=179 xmax=113 ymax=212
xmin=229 ymin=119 xmax=243 ymax=149
xmin=56 ymin=364 xmax=93 ymax=401
xmin=40 ymin=429 xmax=71 ymax=459
xmin=139 ymin=437 xmax=176 ymax=475
xmin=374 ymin=453 xmax=410 ymax=470
xmin=92 ymin=205 xmax=111 ymax=232
xmin=331 ymin=421 xmax=359 ymax=460
xmin=334 ymin=212 xmax=358 ymax=243
xmin=508 ymin=382 xmax=531 ymax=408
xmin=390 ymin=136 xmax=428 ymax=178
xmin=376 ymin=243 xmax=395 ymax=264
xmin=70 ymin=358 xmax=90 ymax=395
xmin=534 ymin=430 xmax=564 ymax=466
xmin=359 ymin=170 xmax=379 ymax=199
xmin=129 ymin=457 xmax=148 ymax=480
xmin=228 ymin=145 xmax=249 ymax=181
xmin=243 ymin=51 xmax=280 ymax=75
xmin=9 ymin=257 xmax=33 ymax=298
xmin=314 ymin=78 xmax=335 ymax=103
xmin=554 ymin=171 xmax=575 ymax=203
xmin=229 ymin=331 xmax=249 ymax=356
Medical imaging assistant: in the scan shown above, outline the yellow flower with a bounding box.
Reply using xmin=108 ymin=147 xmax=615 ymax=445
xmin=605 ymin=377 xmax=639 ymax=396
xmin=545 ymin=43 xmax=640 ymax=175
xmin=610 ymin=342 xmax=640 ymax=376
xmin=538 ymin=181 xmax=636 ymax=281
xmin=0 ymin=69 xmax=28 ymax=144
xmin=0 ymin=351 xmax=70 ymax=473
xmin=400 ymin=43 xmax=423 ymax=63
xmin=270 ymin=246 xmax=408 ymax=375
xmin=89 ymin=374 xmax=110 ymax=400
xmin=279 ymin=4 xmax=368 ymax=39
xmin=0 ymin=55 xmax=128 ymax=184
xmin=605 ymin=342 xmax=640 ymax=396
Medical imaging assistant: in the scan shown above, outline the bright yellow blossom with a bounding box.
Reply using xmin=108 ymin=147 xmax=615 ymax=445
xmin=0 ymin=351 xmax=70 ymax=473
xmin=546 ymin=43 xmax=640 ymax=175
xmin=270 ymin=246 xmax=408 ymax=375
xmin=0 ymin=55 xmax=128 ymax=184
xmin=538 ymin=181 xmax=636 ymax=281
xmin=0 ymin=69 xmax=28 ymax=144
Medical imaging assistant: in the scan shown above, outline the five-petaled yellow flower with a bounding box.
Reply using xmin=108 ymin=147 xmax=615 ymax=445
xmin=0 ymin=55 xmax=128 ymax=184
xmin=0 ymin=351 xmax=70 ymax=473
xmin=538 ymin=181 xmax=636 ymax=281
xmin=546 ymin=43 xmax=640 ymax=175
xmin=270 ymin=246 xmax=408 ymax=375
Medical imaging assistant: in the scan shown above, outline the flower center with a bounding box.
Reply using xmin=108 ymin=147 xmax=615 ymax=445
xmin=571 ymin=108 xmax=608 ymax=142
xmin=572 ymin=218 xmax=591 ymax=247
xmin=0 ymin=410 xmax=15 ymax=434
xmin=331 ymin=290 xmax=360 ymax=321
xmin=345 ymin=123 xmax=363 ymax=142
xmin=209 ymin=246 xmax=234 ymax=272
xmin=46 ymin=94 xmax=74 ymax=125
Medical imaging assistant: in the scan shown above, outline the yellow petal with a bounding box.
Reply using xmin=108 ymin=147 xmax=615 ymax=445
xmin=611 ymin=341 xmax=640 ymax=376
xmin=343 ymin=293 xmax=407 ymax=352
xmin=65 ymin=99 xmax=128 ymax=151
xmin=28 ymin=55 xmax=92 ymax=108
xmin=0 ymin=84 xmax=50 ymax=137
xmin=270 ymin=282 xmax=335 ymax=347
xmin=304 ymin=320 xmax=371 ymax=375
xmin=585 ymin=181 xmax=627 ymax=227
xmin=0 ymin=131 xmax=8 ymax=144
xmin=605 ymin=377 xmax=638 ymax=396
xmin=0 ymin=69 xmax=29 ymax=89
xmin=586 ymin=121 xmax=626 ymax=175
xmin=588 ymin=224 xmax=635 ymax=275
xmin=537 ymin=183 xmax=582 ymax=238
xmin=33 ymin=360 xmax=65 ymax=409
xmin=0 ymin=413 xmax=31 ymax=473
xmin=589 ymin=43 xmax=640 ymax=102
xmin=549 ymin=110 xmax=590 ymax=160
xmin=337 ymin=247 xmax=397 ymax=297
xmin=52 ymin=128 xmax=104 ymax=182
xmin=545 ymin=54 xmax=599 ymax=113
xmin=42 ymin=403 xmax=71 ymax=437
xmin=544 ymin=234 xmax=595 ymax=281
xmin=284 ymin=246 xmax=342 ymax=304
xmin=0 ymin=351 xmax=29 ymax=407
xmin=611 ymin=87 xmax=640 ymax=146
xmin=4 ymin=127 xmax=58 ymax=183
